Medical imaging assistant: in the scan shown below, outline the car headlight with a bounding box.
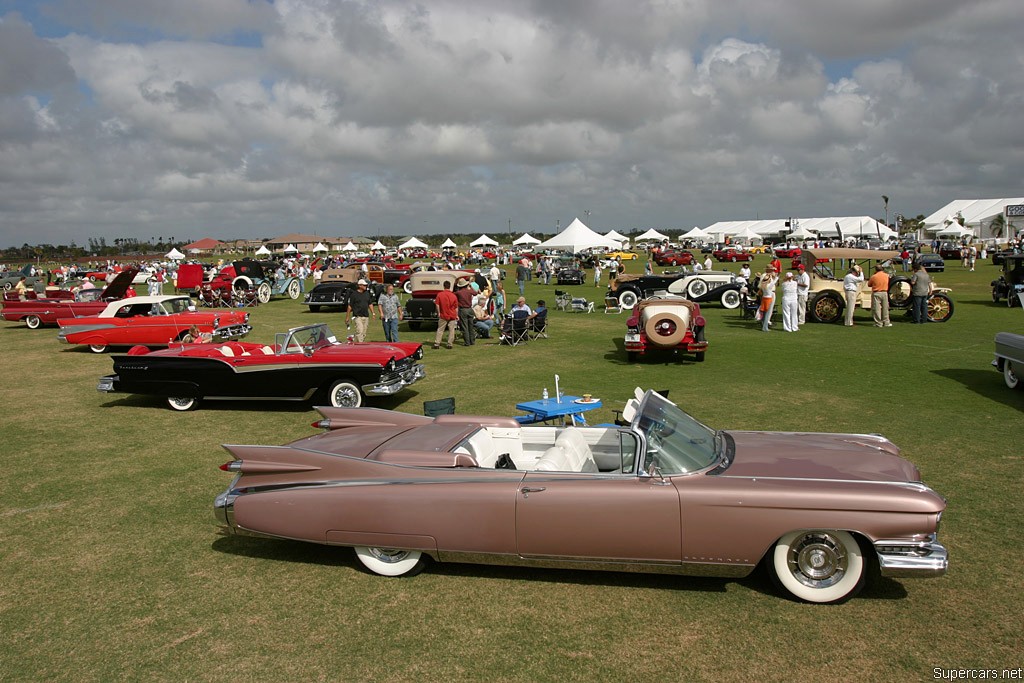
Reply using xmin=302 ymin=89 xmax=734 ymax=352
xmin=387 ymin=358 xmax=396 ymax=372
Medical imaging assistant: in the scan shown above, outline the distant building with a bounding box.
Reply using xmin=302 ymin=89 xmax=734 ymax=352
xmin=183 ymin=237 xmax=226 ymax=254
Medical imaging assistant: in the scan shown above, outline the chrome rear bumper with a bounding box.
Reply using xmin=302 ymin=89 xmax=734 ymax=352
xmin=875 ymin=538 xmax=948 ymax=578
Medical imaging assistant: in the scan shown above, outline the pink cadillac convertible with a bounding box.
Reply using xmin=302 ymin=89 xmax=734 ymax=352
xmin=215 ymin=389 xmax=947 ymax=603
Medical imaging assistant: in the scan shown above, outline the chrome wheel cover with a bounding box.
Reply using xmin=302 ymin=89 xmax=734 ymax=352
xmin=331 ymin=383 xmax=360 ymax=407
xmin=368 ymin=547 xmax=412 ymax=564
xmin=788 ymin=532 xmax=848 ymax=589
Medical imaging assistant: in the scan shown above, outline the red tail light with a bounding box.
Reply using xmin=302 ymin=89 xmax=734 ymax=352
xmin=311 ymin=419 xmax=331 ymax=429
xmin=219 ymin=460 xmax=242 ymax=472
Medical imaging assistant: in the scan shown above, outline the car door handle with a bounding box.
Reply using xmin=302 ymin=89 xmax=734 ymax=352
xmin=520 ymin=486 xmax=546 ymax=498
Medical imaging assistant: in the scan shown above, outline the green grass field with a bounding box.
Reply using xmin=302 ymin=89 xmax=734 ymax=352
xmin=2 ymin=258 xmax=1022 ymax=682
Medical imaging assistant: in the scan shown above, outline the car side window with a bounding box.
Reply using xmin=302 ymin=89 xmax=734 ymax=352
xmin=619 ymin=430 xmax=639 ymax=474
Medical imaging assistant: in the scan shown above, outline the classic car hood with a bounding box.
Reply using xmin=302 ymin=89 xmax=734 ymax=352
xmin=313 ymin=342 xmax=421 ymax=362
xmin=97 ymin=268 xmax=139 ymax=299
xmin=722 ymin=431 xmax=920 ymax=483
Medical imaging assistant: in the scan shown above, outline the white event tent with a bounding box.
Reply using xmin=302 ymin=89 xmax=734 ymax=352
xmin=283 ymin=244 xmax=298 ymax=253
xmin=634 ymin=228 xmax=669 ymax=242
xmin=165 ymin=248 xmax=185 ymax=260
xmin=922 ymin=198 xmax=1024 ymax=239
xmin=312 ymin=242 xmax=328 ymax=253
xmin=470 ymin=234 xmax=499 ymax=247
xmin=371 ymin=240 xmax=386 ymax=251
xmin=604 ymin=229 xmax=630 ymax=246
xmin=399 ymin=237 xmax=428 ymax=250
xmin=253 ymin=245 xmax=271 ymax=257
xmin=535 ymin=218 xmax=622 ymax=253
xmin=513 ymin=233 xmax=541 ymax=245
xmin=440 ymin=238 xmax=457 ymax=249
xmin=342 ymin=241 xmax=358 ymax=251
xmin=705 ymin=217 xmax=895 ymax=240
xmin=680 ymin=226 xmax=711 ymax=241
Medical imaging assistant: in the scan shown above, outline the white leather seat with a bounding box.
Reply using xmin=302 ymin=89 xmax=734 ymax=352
xmin=554 ymin=428 xmax=598 ymax=473
xmin=218 ymin=346 xmax=234 ymax=357
xmin=534 ymin=446 xmax=571 ymax=472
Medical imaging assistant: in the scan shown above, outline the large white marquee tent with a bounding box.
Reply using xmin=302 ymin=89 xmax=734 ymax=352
xmin=704 ymin=216 xmax=895 ymax=240
xmin=535 ymin=218 xmax=621 ymax=252
xmin=922 ymin=198 xmax=1024 ymax=239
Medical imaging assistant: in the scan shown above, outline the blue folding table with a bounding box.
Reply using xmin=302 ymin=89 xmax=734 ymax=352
xmin=514 ymin=396 xmax=603 ymax=426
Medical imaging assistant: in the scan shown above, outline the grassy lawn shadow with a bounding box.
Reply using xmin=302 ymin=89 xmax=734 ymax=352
xmin=932 ymin=368 xmax=1024 ymax=410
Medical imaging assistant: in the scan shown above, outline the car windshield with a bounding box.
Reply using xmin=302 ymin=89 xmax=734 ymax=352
xmin=159 ymin=297 xmax=193 ymax=314
xmin=634 ymin=392 xmax=720 ymax=475
xmin=280 ymin=324 xmax=337 ymax=353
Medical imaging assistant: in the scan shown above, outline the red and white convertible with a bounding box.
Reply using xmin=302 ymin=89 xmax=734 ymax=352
xmin=57 ymin=295 xmax=251 ymax=353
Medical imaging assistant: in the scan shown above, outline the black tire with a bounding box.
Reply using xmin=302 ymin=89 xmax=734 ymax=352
xmin=730 ymin=256 xmax=737 ymax=262
xmin=992 ymin=288 xmax=1000 ymax=304
xmin=308 ymin=305 xmax=321 ymax=313
xmin=403 ymin=279 xmax=413 ymax=294
xmin=808 ymin=291 xmax=843 ymax=324
xmin=887 ymin=277 xmax=912 ymax=309
xmin=2 ymin=282 xmax=11 ymax=291
xmin=88 ymin=342 xmax=107 ymax=353
xmin=695 ymin=351 xmax=705 ymax=362
xmin=1008 ymin=291 xmax=1020 ymax=308
xmin=25 ymin=315 xmax=42 ymax=329
xmin=927 ymin=293 xmax=954 ymax=322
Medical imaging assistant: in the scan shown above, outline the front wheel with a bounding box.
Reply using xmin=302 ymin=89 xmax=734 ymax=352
xmin=687 ymin=278 xmax=709 ymax=299
xmin=927 ymin=293 xmax=954 ymax=322
xmin=88 ymin=342 xmax=107 ymax=353
xmin=617 ymin=288 xmax=640 ymax=310
xmin=354 ymin=547 xmax=427 ymax=577
xmin=328 ymin=379 xmax=363 ymax=408
xmin=730 ymin=256 xmax=737 ymax=262
xmin=25 ymin=315 xmax=42 ymax=329
xmin=1005 ymin=361 xmax=1022 ymax=390
xmin=167 ymin=396 xmax=198 ymax=411
xmin=720 ymin=289 xmax=741 ymax=309
xmin=286 ymin=279 xmax=301 ymax=299
xmin=770 ymin=530 xmax=866 ymax=603
xmin=809 ymin=292 xmax=843 ymax=324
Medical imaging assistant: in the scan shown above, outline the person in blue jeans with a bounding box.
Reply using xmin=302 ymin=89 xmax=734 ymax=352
xmin=910 ymin=262 xmax=932 ymax=323
xmin=377 ymin=283 xmax=402 ymax=342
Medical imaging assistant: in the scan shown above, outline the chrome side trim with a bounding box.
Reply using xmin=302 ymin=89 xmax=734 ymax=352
xmin=874 ymin=538 xmax=948 ymax=578
xmin=438 ymin=551 xmax=753 ymax=577
xmin=718 ymin=475 xmax=932 ymax=491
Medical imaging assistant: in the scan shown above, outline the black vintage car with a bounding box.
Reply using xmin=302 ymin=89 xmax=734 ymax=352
xmin=991 ymin=255 xmax=1024 ymax=307
xmin=915 ymin=253 xmax=945 ymax=272
xmin=303 ymin=269 xmax=384 ymax=312
xmin=555 ymin=266 xmax=585 ymax=285
xmin=609 ymin=270 xmax=745 ymax=310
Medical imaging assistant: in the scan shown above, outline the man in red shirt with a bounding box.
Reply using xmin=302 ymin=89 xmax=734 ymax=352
xmin=433 ymin=280 xmax=459 ymax=349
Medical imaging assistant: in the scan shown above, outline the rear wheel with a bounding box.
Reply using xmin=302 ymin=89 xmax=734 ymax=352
xmin=25 ymin=315 xmax=42 ymax=329
xmin=626 ymin=351 xmax=638 ymax=362
xmin=403 ymin=279 xmax=413 ymax=294
xmin=167 ymin=396 xmax=198 ymax=411
xmin=730 ymin=256 xmax=737 ymax=262
xmin=770 ymin=530 xmax=865 ymax=603
xmin=88 ymin=342 xmax=107 ymax=353
xmin=354 ymin=547 xmax=427 ymax=577
xmin=687 ymin=278 xmax=709 ymax=299
xmin=328 ymin=380 xmax=363 ymax=408
xmin=720 ymin=289 xmax=741 ymax=309
xmin=927 ymin=293 xmax=954 ymax=322
xmin=286 ymin=279 xmax=301 ymax=299
xmin=617 ymin=289 xmax=640 ymax=310
xmin=256 ymin=282 xmax=272 ymax=304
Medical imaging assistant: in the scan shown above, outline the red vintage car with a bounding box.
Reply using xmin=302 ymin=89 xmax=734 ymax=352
xmin=57 ymin=295 xmax=251 ymax=353
xmin=214 ymin=389 xmax=947 ymax=603
xmin=1 ymin=270 xmax=138 ymax=328
xmin=712 ymin=247 xmax=754 ymax=262
xmin=98 ymin=323 xmax=424 ymax=411
xmin=654 ymin=250 xmax=695 ymax=267
xmin=624 ymin=295 xmax=707 ymax=362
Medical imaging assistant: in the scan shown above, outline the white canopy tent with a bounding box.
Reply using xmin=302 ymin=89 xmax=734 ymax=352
xmin=731 ymin=226 xmax=763 ymax=243
xmin=922 ymin=197 xmax=1024 ymax=239
xmin=398 ymin=237 xmax=428 ymax=250
xmin=535 ymin=218 xmax=622 ymax=253
xmin=371 ymin=240 xmax=386 ymax=251
xmin=470 ymin=235 xmax=499 ymax=247
xmin=283 ymin=244 xmax=298 ymax=253
xmin=604 ymin=229 xmax=630 ymax=246
xmin=634 ymin=228 xmax=669 ymax=242
xmin=513 ymin=233 xmax=541 ymax=245
xmin=936 ymin=225 xmax=972 ymax=238
xmin=705 ymin=216 xmax=895 ymax=240
xmin=341 ymin=241 xmax=358 ymax=251
xmin=787 ymin=225 xmax=817 ymax=240
xmin=312 ymin=242 xmax=328 ymax=253
xmin=165 ymin=248 xmax=185 ymax=260
xmin=439 ymin=238 xmax=457 ymax=249
xmin=680 ymin=226 xmax=711 ymax=241
xmin=253 ymin=245 xmax=271 ymax=257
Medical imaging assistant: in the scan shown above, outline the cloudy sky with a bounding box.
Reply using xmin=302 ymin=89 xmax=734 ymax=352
xmin=1 ymin=0 xmax=1022 ymax=248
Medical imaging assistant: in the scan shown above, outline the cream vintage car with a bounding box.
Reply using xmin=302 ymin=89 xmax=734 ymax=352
xmin=794 ymin=248 xmax=954 ymax=324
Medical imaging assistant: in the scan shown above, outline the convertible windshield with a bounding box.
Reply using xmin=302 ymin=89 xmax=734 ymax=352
xmin=280 ymin=324 xmax=338 ymax=354
xmin=635 ymin=392 xmax=719 ymax=474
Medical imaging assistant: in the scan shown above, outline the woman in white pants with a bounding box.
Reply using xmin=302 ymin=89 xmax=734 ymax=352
xmin=781 ymin=272 xmax=800 ymax=332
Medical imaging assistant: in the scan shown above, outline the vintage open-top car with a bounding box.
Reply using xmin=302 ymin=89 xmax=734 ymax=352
xmin=99 ymin=323 xmax=424 ymax=411
xmin=404 ymin=269 xmax=488 ymax=330
xmin=610 ymin=270 xmax=744 ymax=310
xmin=991 ymin=254 xmax=1024 ymax=307
xmin=214 ymin=389 xmax=947 ymax=603
xmin=624 ymin=295 xmax=707 ymax=362
xmin=303 ymin=269 xmax=385 ymax=312
xmin=57 ymin=295 xmax=251 ymax=353
xmin=1 ymin=269 xmax=138 ymax=328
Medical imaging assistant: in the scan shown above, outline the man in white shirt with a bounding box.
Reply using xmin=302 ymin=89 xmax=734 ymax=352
xmin=739 ymin=264 xmax=751 ymax=280
xmin=488 ymin=263 xmax=501 ymax=292
xmin=796 ymin=264 xmax=810 ymax=325
xmin=842 ymin=264 xmax=864 ymax=326
xmin=703 ymin=255 xmax=713 ymax=271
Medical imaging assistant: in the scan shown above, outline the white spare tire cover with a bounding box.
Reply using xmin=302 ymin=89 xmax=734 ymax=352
xmin=232 ymin=275 xmax=253 ymax=291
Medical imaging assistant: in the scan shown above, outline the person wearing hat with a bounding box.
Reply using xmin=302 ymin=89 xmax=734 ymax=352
xmin=842 ymin=264 xmax=865 ymax=326
xmin=795 ymin=263 xmax=810 ymax=325
xmin=511 ymin=296 xmax=532 ymax=316
xmin=758 ymin=265 xmax=778 ymax=332
xmin=345 ymin=279 xmax=377 ymax=342
xmin=781 ymin=272 xmax=800 ymax=332
xmin=867 ymin=263 xmax=892 ymax=327
xmin=454 ymin=276 xmax=477 ymax=346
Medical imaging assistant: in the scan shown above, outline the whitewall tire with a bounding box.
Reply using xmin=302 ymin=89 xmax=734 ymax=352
xmin=354 ymin=547 xmax=427 ymax=577
xmin=167 ymin=396 xmax=198 ymax=411
xmin=771 ymin=530 xmax=865 ymax=603
xmin=328 ymin=380 xmax=363 ymax=408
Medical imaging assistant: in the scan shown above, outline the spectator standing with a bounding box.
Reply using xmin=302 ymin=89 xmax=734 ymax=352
xmin=515 ymin=261 xmax=529 ymax=296
xmin=433 ymin=280 xmax=459 ymax=349
xmin=968 ymin=244 xmax=977 ymax=272
xmin=493 ymin=282 xmax=506 ymax=317
xmin=703 ymin=255 xmax=713 ymax=271
xmin=488 ymin=263 xmax=501 ymax=293
xmin=795 ymin=264 xmax=810 ymax=326
xmin=645 ymin=260 xmax=653 ymax=275
xmin=900 ymin=248 xmax=911 ymax=272
xmin=842 ymin=264 xmax=864 ymax=326
xmin=781 ymin=272 xmax=800 ymax=332
xmin=770 ymin=255 xmax=782 ymax=277
xmin=593 ymin=259 xmax=603 ymax=286
xmin=867 ymin=264 xmax=892 ymax=328
xmin=455 ymin=277 xmax=477 ymax=346
xmin=758 ymin=267 xmax=778 ymax=332
xmin=607 ymin=258 xmax=619 ymax=282
xmin=378 ymin=283 xmax=402 ymax=342
xmin=345 ymin=279 xmax=377 ymax=342
xmin=910 ymin=263 xmax=932 ymax=324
